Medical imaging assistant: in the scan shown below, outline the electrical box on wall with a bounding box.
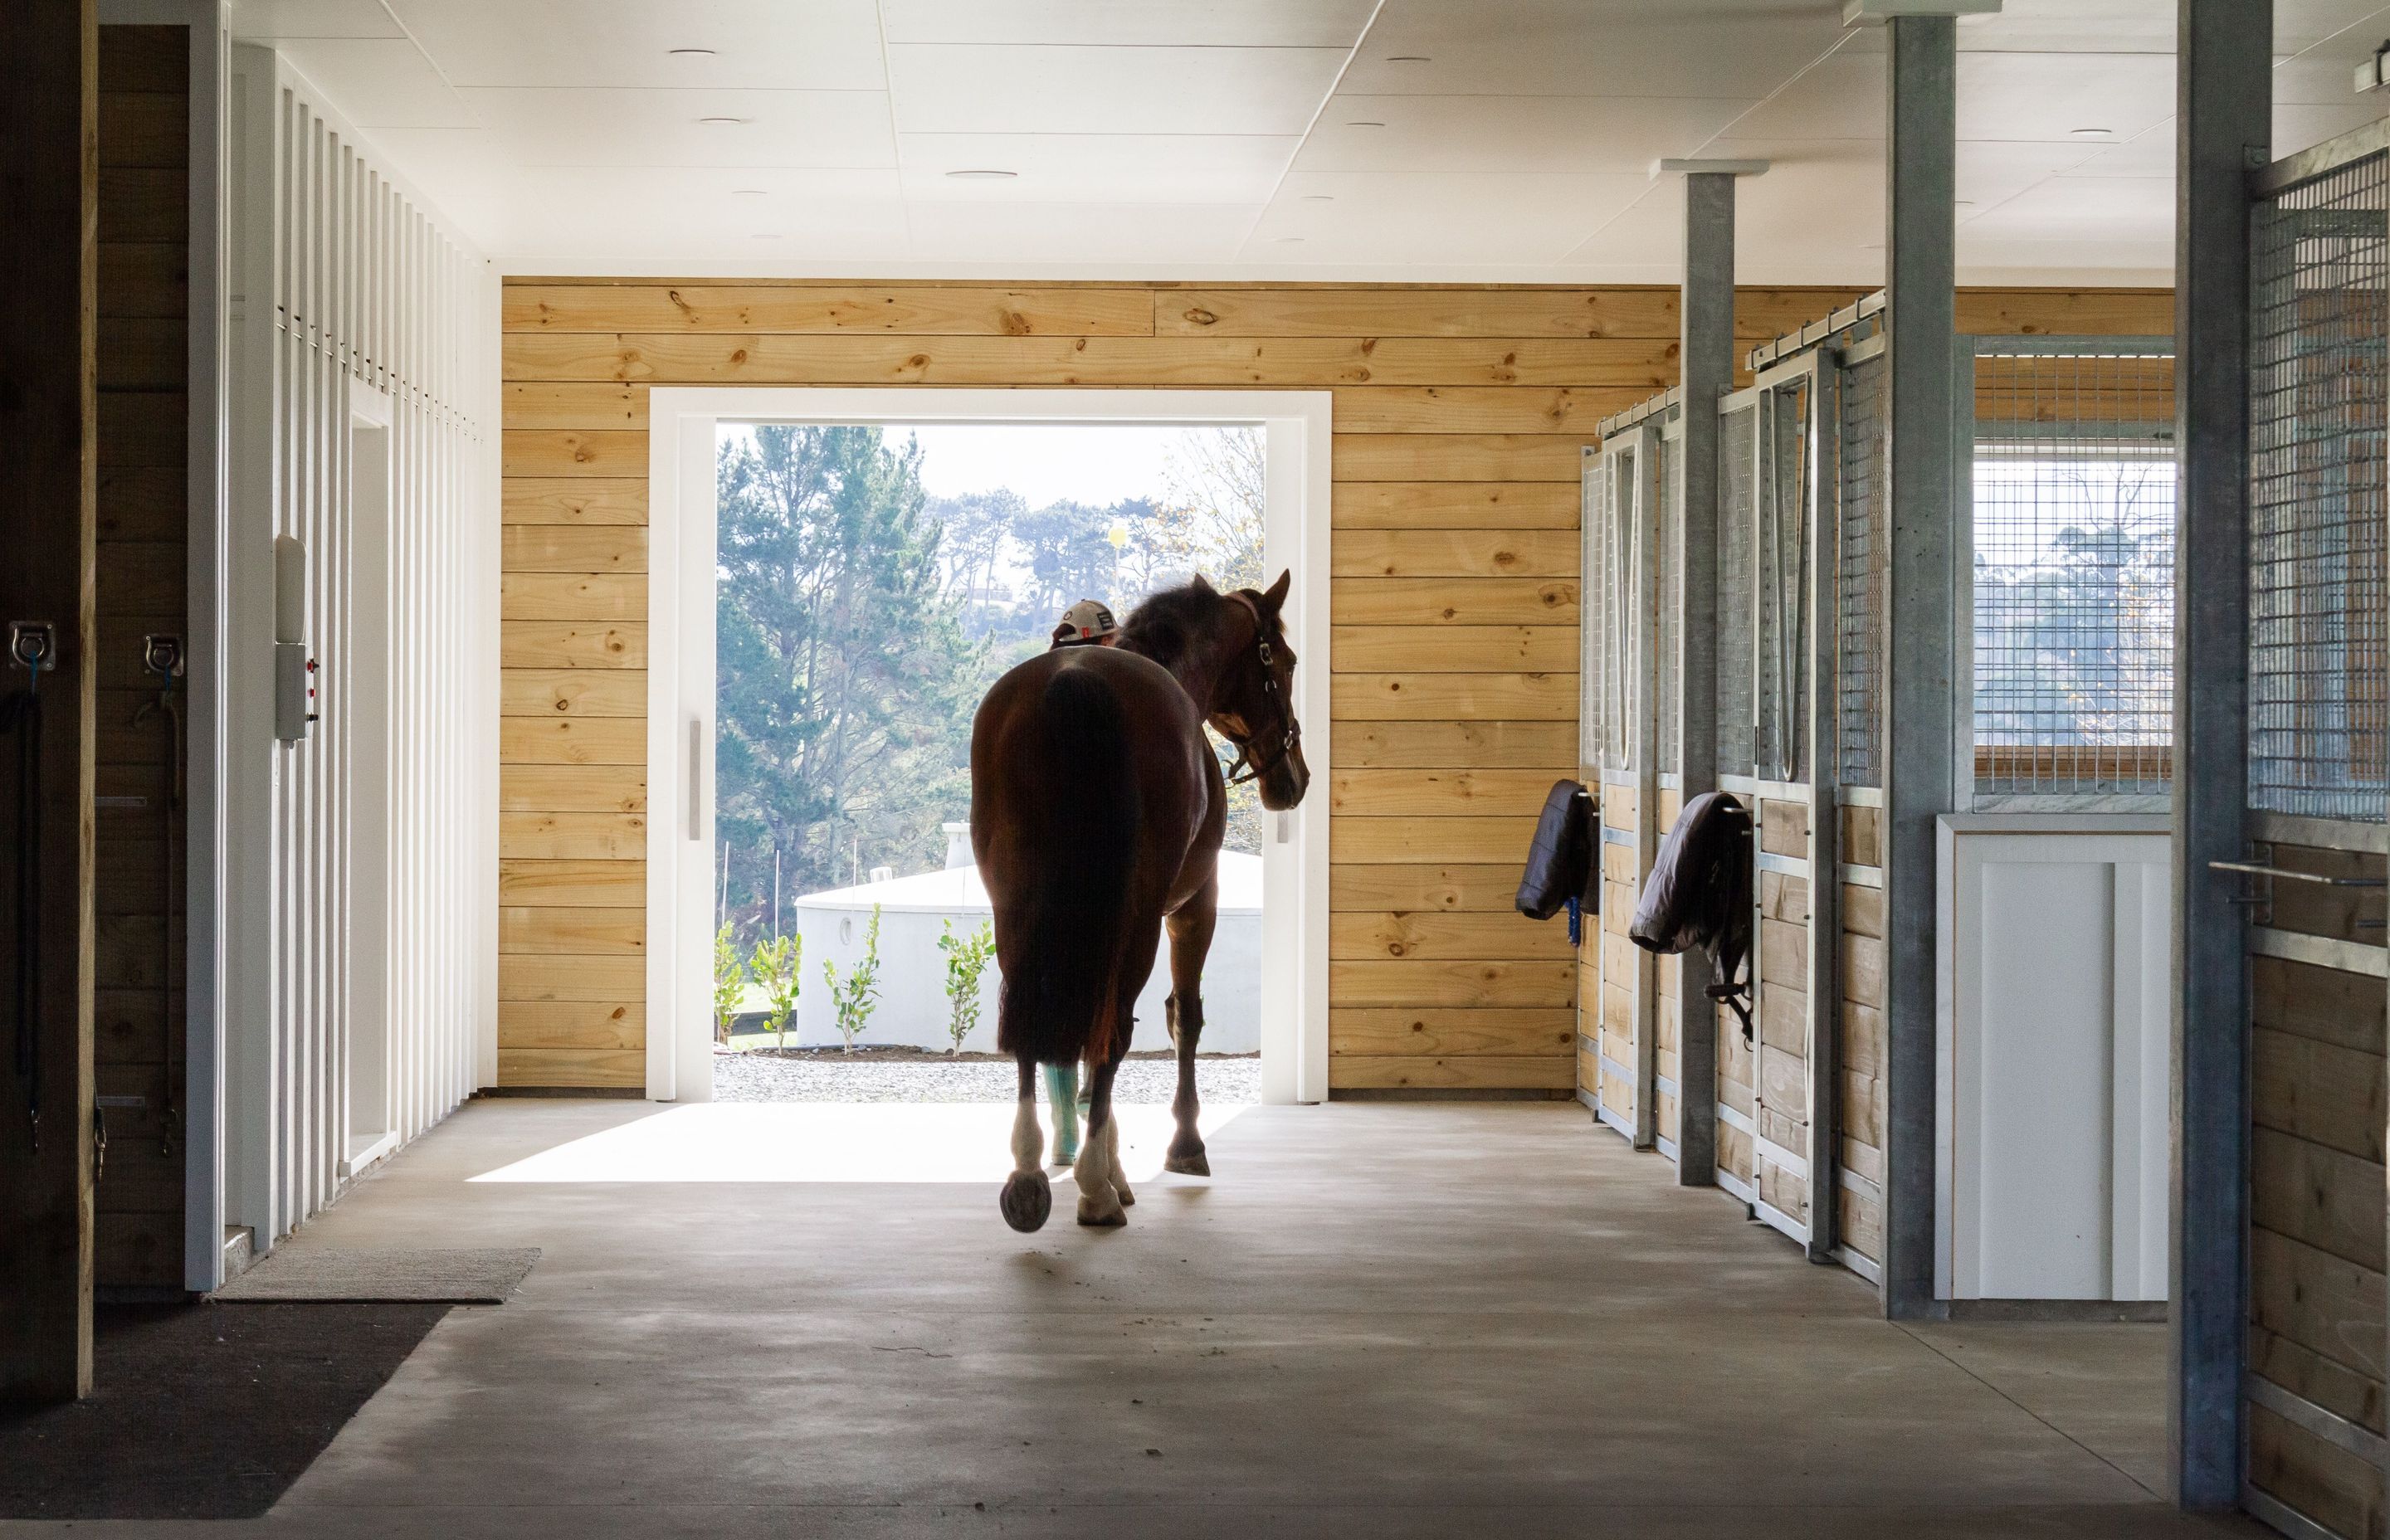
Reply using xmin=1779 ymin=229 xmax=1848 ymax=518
xmin=274 ymin=534 xmax=316 ymax=743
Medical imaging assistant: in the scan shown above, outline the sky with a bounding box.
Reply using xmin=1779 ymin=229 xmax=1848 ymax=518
xmin=718 ymin=421 xmax=1241 ymax=509
xmin=1970 ymin=454 xmax=2175 ymax=568
xmin=900 ymin=424 xmax=1197 ymax=506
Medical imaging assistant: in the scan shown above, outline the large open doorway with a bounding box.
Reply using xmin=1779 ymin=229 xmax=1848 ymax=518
xmin=707 ymin=420 xmax=1270 ymax=1126
xmin=645 ymin=390 xmax=1332 ymax=1107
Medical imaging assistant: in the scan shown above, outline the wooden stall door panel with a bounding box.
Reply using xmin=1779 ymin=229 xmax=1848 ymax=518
xmin=94 ymin=24 xmax=188 ymax=1291
xmin=1750 ymin=802 xmax=1811 ymax=1240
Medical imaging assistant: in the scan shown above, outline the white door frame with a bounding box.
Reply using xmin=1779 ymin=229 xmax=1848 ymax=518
xmin=644 ymin=387 xmax=1334 ymax=1106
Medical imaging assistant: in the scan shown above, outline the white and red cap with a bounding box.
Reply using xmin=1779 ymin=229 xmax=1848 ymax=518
xmin=1059 ymin=599 xmax=1118 ymax=641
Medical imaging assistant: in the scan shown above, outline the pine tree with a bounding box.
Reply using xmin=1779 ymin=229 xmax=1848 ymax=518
xmin=715 ymin=426 xmax=982 ymax=914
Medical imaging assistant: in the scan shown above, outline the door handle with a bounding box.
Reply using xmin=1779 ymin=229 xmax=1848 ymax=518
xmin=689 ymin=718 xmax=703 ymax=841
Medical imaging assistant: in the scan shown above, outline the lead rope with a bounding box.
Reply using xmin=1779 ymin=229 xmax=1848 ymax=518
xmin=3 ymin=640 xmax=49 ymax=1151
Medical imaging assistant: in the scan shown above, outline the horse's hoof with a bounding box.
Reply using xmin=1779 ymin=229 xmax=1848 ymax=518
xmin=1113 ymin=1180 xmax=1135 ymax=1208
xmin=1076 ymin=1194 xmax=1127 ymax=1228
xmin=1000 ymin=1171 xmax=1052 ymax=1233
xmin=1048 ymin=1150 xmax=1077 ymax=1168
xmin=1163 ymin=1151 xmax=1211 ymax=1177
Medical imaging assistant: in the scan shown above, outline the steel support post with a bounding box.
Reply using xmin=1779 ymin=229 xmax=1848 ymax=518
xmin=2170 ymin=0 xmax=2266 ymax=1509
xmin=1880 ymin=11 xmax=1958 ymax=1323
xmin=1671 ymin=171 xmax=1738 ymax=1185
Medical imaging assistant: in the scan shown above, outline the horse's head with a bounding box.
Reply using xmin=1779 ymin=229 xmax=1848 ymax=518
xmin=1214 ymin=570 xmax=1310 ymax=812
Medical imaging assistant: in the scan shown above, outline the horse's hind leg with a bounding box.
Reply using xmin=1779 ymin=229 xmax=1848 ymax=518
xmin=1102 ymin=1032 xmax=1134 ymax=1209
xmin=1163 ymin=880 xmax=1217 ymax=1177
xmin=999 ymin=1053 xmax=1052 ymax=1233
xmin=1043 ymin=1062 xmax=1080 ymax=1166
xmin=1073 ymin=1050 xmax=1129 ymax=1227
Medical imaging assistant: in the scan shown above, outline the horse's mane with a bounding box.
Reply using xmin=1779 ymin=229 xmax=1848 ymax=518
xmin=1116 ymin=580 xmax=1225 ymax=672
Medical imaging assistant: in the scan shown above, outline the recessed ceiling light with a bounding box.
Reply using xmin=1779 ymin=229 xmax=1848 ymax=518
xmin=1299 ymin=194 xmax=1334 ymax=202
xmin=730 ymin=188 xmax=768 ymax=196
xmin=2069 ymin=126 xmax=2114 ymax=139
xmin=945 ymin=168 xmax=1018 ymax=179
xmin=669 ymin=47 xmax=716 ymax=57
xmin=1384 ymin=55 xmax=1431 ymax=61
xmin=698 ymin=116 xmax=749 ymax=125
xmin=1346 ymin=120 xmax=1387 ymax=128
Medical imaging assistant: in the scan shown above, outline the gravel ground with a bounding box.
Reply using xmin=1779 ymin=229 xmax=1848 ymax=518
xmin=710 ymin=1049 xmax=1260 ymax=1105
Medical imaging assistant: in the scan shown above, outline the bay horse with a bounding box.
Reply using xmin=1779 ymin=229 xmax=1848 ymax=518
xmin=970 ymin=572 xmax=1310 ymax=1231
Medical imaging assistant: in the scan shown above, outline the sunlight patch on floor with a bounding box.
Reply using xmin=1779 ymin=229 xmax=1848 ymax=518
xmin=468 ymin=1102 xmax=1249 ymax=1184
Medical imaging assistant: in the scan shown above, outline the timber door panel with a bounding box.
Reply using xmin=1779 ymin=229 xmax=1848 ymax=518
xmin=1583 ymin=422 xmax=1662 ymax=1145
xmin=1744 ymin=357 xmax=1829 ymax=1248
xmin=2239 ymin=139 xmax=2390 ymax=1540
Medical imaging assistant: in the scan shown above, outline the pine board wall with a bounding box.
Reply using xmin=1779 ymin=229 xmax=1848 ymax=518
xmin=495 ymin=280 xmax=2171 ymax=1092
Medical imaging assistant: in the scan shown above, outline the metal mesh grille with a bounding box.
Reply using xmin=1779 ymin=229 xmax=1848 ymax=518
xmin=1602 ymin=441 xmax=1638 ymax=772
xmin=1582 ymin=449 xmax=1603 ymax=772
xmin=1837 ymin=353 xmax=1888 ymax=787
xmin=1971 ymin=348 xmax=2177 ymax=804
xmin=1718 ymin=403 xmax=1757 ymax=777
xmin=2249 ymin=154 xmax=2390 ymax=821
xmin=1656 ymin=431 xmax=1680 ymax=773
xmin=1756 ymin=378 xmax=1812 ymax=782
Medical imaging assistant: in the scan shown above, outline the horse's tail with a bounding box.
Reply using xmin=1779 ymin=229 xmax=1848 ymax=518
xmin=997 ymin=666 xmax=1141 ymax=1066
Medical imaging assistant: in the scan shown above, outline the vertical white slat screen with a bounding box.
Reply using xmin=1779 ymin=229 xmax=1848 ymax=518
xmin=226 ymin=45 xmax=498 ymax=1254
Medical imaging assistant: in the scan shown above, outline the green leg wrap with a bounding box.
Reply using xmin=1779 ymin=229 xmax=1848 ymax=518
xmin=1045 ymin=1062 xmax=1081 ymax=1164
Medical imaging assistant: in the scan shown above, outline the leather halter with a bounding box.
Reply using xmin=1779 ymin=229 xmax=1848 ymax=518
xmin=1218 ymin=589 xmax=1301 ymax=789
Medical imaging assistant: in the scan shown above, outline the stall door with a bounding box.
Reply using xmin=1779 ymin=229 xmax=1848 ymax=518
xmin=1583 ymin=422 xmax=1660 ymax=1146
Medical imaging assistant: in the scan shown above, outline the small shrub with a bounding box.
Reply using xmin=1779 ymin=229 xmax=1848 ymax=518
xmin=712 ymin=922 xmax=747 ymax=1045
xmin=749 ymin=933 xmax=801 ymax=1048
xmin=821 ymin=904 xmax=882 ymax=1054
xmin=936 ymin=919 xmax=996 ymax=1055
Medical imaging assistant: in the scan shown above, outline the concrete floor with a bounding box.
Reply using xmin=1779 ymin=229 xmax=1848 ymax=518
xmin=6 ymin=1098 xmax=2263 ymax=1538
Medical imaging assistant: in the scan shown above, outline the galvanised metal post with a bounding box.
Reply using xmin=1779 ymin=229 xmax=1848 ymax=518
xmin=1880 ymin=9 xmax=1958 ymax=1323
xmin=1672 ymin=166 xmax=1738 ymax=1185
xmin=2171 ymin=0 xmax=2266 ymax=1509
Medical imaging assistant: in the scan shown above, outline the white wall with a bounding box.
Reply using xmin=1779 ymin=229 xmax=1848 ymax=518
xmin=222 ymin=44 xmax=499 ymax=1260
xmin=790 ymin=905 xmax=1264 ymax=1056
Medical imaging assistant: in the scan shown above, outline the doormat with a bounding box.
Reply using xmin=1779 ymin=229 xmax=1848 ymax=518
xmin=211 ymin=1246 xmax=539 ymax=1303
xmin=0 ymin=1300 xmax=448 ymax=1518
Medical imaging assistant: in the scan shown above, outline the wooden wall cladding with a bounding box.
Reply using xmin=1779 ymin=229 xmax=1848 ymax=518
xmin=2246 ymin=843 xmax=2389 ymax=1538
xmin=95 ymin=26 xmax=188 ymax=1288
xmin=499 ymin=280 xmax=2171 ymax=1089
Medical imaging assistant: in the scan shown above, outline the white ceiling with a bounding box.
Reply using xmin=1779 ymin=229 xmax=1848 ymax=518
xmin=226 ymin=0 xmax=2390 ymax=282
